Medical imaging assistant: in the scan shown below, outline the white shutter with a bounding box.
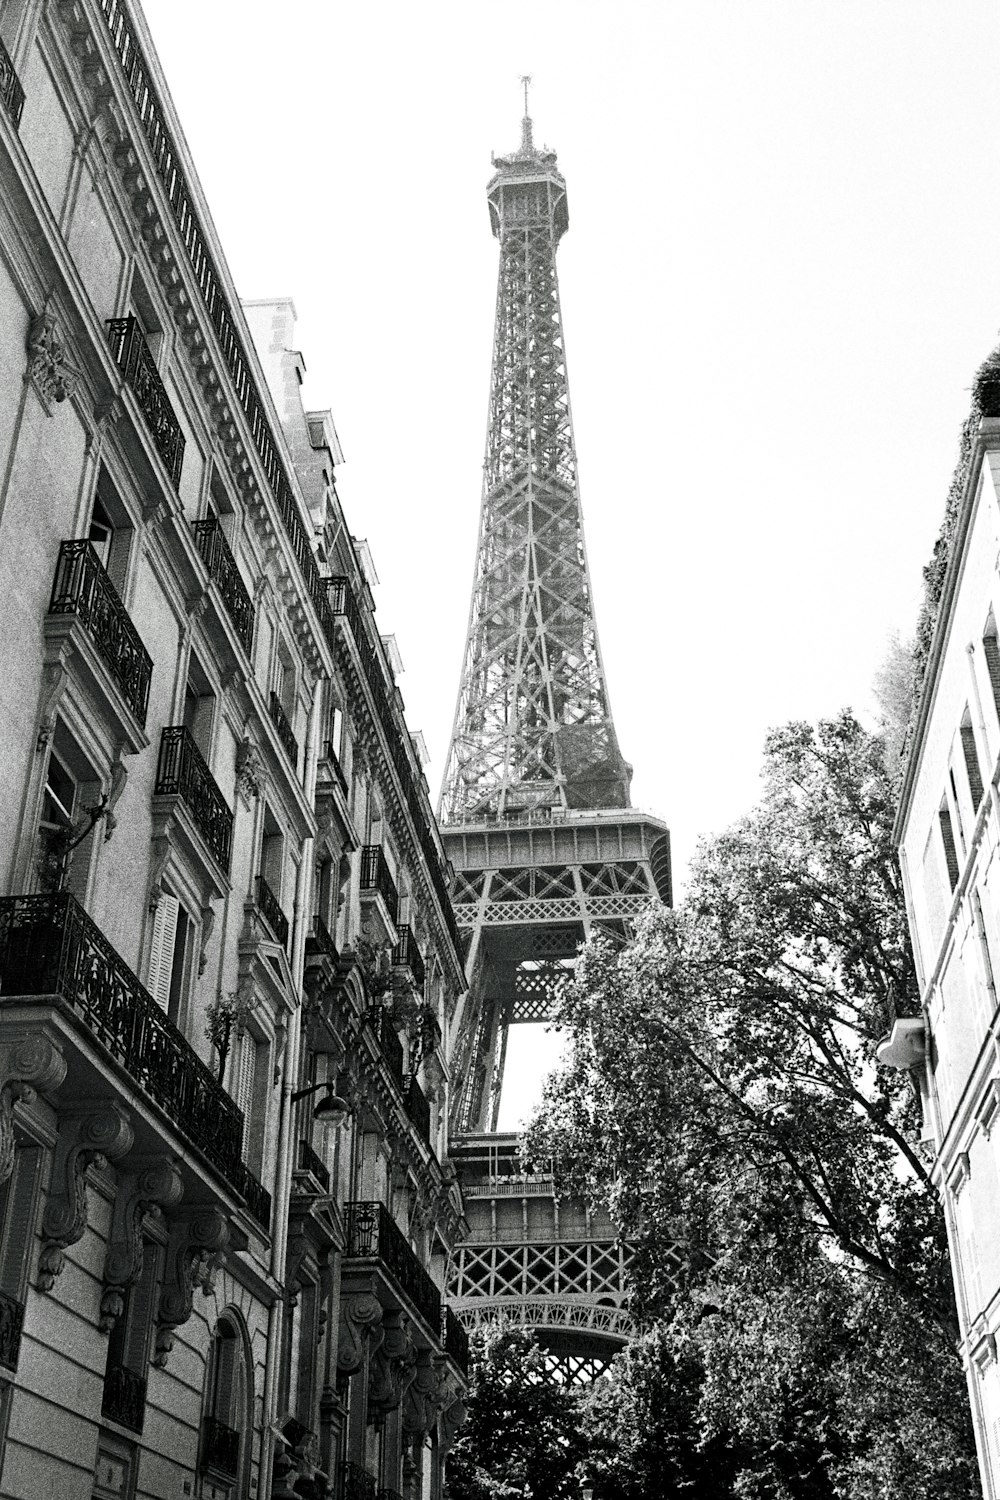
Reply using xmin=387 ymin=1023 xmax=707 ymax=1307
xmin=147 ymin=895 xmax=179 ymax=1012
xmin=236 ymin=1034 xmax=256 ymax=1128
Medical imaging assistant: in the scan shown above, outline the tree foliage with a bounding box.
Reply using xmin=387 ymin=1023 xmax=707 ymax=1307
xmin=523 ymin=712 xmax=976 ymax=1498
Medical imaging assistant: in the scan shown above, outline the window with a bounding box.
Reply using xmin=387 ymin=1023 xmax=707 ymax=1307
xmin=146 ymin=893 xmax=191 ymax=1023
xmin=948 ymin=769 xmax=966 ymax=855
xmin=0 ymin=1145 xmax=43 ymax=1377
xmin=960 ymin=715 xmax=985 ymax=811
xmin=35 ymin=730 xmax=101 ymax=902
xmin=183 ymin=653 xmax=215 ymax=759
xmin=202 ymin=1315 xmax=253 ymax=1491
xmin=939 ymin=802 xmax=960 ymax=891
xmin=102 ymin=1239 xmax=160 ymax=1436
xmin=88 ymin=470 xmax=134 ymax=596
xmin=984 ymin=615 xmax=1000 ymax=724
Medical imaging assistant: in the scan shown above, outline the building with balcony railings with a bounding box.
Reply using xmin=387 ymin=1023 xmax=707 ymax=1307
xmin=887 ymin=373 xmax=1000 ymax=1498
xmin=0 ymin=4 xmax=467 ymax=1500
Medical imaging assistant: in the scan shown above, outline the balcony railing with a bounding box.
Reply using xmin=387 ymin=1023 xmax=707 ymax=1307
xmin=377 ymin=1490 xmax=404 ymax=1500
xmin=106 ymin=317 xmax=185 ymax=487
xmin=155 ymin=726 xmax=233 ymax=873
xmin=202 ymin=1416 xmax=239 ymax=1479
xmin=296 ymin=1137 xmax=331 ymax=1194
xmin=269 ymin=691 xmax=298 ymax=770
xmin=0 ymin=1291 xmax=24 ymax=1373
xmin=0 ymin=893 xmax=267 ymax=1225
xmin=404 ymin=1074 xmax=431 ymax=1146
xmin=392 ymin=924 xmax=425 ymax=989
xmin=192 ymin=518 xmax=254 ymax=657
xmin=0 ymin=37 xmax=25 ymax=128
xmin=364 ymin=1006 xmax=404 ymax=1092
xmin=255 ymin=874 xmax=289 ymax=951
xmin=344 ymin=1201 xmax=441 ymax=1333
xmin=320 ymin=740 xmax=350 ymax=798
xmin=231 ymin=1159 xmax=271 ymax=1233
xmin=48 ymin=540 xmax=153 ymax=727
xmin=306 ymin=912 xmax=338 ymax=965
xmin=441 ymin=1304 xmax=470 ymax=1377
xmin=339 ymin=1462 xmax=377 ymax=1500
xmin=102 ymin=1361 xmax=146 ymax=1433
xmin=360 ymin=846 xmax=399 ymax=920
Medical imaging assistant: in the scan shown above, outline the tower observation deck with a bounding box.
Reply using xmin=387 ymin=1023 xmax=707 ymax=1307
xmin=440 ymin=94 xmax=674 ymax=1381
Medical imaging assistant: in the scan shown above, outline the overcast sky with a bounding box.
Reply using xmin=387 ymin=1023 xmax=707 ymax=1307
xmin=141 ymin=0 xmax=1000 ymax=1120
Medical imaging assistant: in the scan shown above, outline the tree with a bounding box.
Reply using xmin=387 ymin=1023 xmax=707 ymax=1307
xmin=525 ymin=712 xmax=976 ymax=1498
xmin=445 ymin=1320 xmax=587 ymax=1500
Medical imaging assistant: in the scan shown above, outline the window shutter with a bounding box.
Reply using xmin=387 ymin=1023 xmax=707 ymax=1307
xmin=147 ymin=895 xmax=179 ymax=1012
xmin=236 ymin=1034 xmax=256 ymax=1126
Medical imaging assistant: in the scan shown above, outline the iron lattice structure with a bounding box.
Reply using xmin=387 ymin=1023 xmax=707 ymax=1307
xmin=440 ymin=101 xmax=675 ymax=1382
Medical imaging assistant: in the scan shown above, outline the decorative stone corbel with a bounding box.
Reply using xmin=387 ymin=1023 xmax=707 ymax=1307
xmin=36 ymin=659 xmax=69 ymax=752
xmin=100 ymin=1156 xmax=183 ymax=1331
xmin=402 ymin=1347 xmax=439 ymax=1439
xmin=0 ymin=1031 xmax=67 ymax=1185
xmin=367 ymin=1308 xmax=416 ymax=1423
xmin=235 ymin=736 xmax=266 ymax=806
xmin=198 ymin=903 xmax=215 ymax=977
xmin=336 ymin=1291 xmax=384 ymax=1381
xmin=27 ymin=303 xmax=81 ymax=406
xmin=154 ymin=1206 xmax=231 ymax=1367
xmin=102 ymin=754 xmax=128 ymax=842
xmin=147 ymin=834 xmax=171 ymax=912
xmin=38 ymin=1101 xmax=134 ymax=1290
xmin=439 ymin=1392 xmax=469 ymax=1458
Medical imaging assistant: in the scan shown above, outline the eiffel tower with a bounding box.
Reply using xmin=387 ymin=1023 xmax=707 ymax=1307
xmin=440 ymin=87 xmax=674 ymax=1382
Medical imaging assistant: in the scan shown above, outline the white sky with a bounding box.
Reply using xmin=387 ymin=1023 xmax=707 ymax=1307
xmin=141 ymin=0 xmax=1000 ymax=1124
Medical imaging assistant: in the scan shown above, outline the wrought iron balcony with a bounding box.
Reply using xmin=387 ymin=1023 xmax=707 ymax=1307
xmin=296 ymin=1137 xmax=331 ymax=1194
xmin=106 ymin=317 xmax=184 ymax=487
xmin=155 ymin=726 xmax=233 ymax=873
xmin=306 ymin=912 xmax=338 ymax=965
xmin=0 ymin=37 xmax=24 ymax=128
xmin=404 ymin=1073 xmax=431 ymax=1146
xmin=364 ymin=1006 xmax=404 ymax=1092
xmin=231 ymin=1159 xmax=271 ymax=1233
xmin=0 ymin=893 xmax=268 ymax=1212
xmin=102 ymin=1361 xmax=146 ymax=1433
xmin=377 ymin=1490 xmax=403 ymax=1500
xmin=202 ymin=1416 xmax=239 ymax=1479
xmin=255 ymin=874 xmax=289 ymax=950
xmin=192 ymin=518 xmax=254 ymax=657
xmin=343 ymin=1201 xmax=441 ymax=1334
xmin=48 ymin=540 xmax=153 ymax=727
xmin=339 ymin=1462 xmax=377 ymax=1500
xmin=441 ymin=1304 xmax=470 ymax=1377
xmin=0 ymin=1291 xmax=24 ymax=1373
xmin=360 ymin=846 xmax=399 ymax=920
xmin=392 ymin=924 xmax=425 ymax=989
xmin=269 ymin=691 xmax=298 ymax=770
xmin=320 ymin=739 xmax=350 ymax=798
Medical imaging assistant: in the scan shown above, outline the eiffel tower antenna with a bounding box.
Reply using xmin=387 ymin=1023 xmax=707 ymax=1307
xmin=441 ymin=101 xmax=675 ymax=1383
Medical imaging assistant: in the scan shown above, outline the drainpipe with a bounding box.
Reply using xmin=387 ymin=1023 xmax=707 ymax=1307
xmin=259 ymin=677 xmax=322 ymax=1497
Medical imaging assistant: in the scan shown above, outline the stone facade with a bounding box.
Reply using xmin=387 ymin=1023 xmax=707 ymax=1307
xmin=891 ymin=415 xmax=1000 ymax=1499
xmin=0 ymin=3 xmax=467 ymax=1498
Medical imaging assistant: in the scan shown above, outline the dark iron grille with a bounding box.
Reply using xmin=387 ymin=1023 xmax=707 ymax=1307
xmin=255 ymin=874 xmax=289 ymax=951
xmin=48 ymin=540 xmax=153 ymax=726
xmin=192 ymin=519 xmax=254 ymax=656
xmin=306 ymin=913 xmax=338 ymax=964
xmin=231 ymin=1159 xmax=271 ymax=1232
xmin=441 ymin=1304 xmax=470 ymax=1377
xmin=296 ymin=1137 xmax=331 ymax=1194
xmin=269 ymin=691 xmax=299 ymax=769
xmin=0 ymin=1291 xmax=24 ymax=1372
xmin=202 ymin=1416 xmax=239 ymax=1479
xmin=377 ymin=1491 xmax=404 ymax=1500
xmin=0 ymin=36 xmax=25 ymax=128
xmin=329 ymin=578 xmax=462 ymax=961
xmin=0 ymin=892 xmax=246 ymax=1185
xmin=321 ymin=740 xmax=350 ymax=797
xmin=392 ymin=924 xmax=425 ymax=989
xmin=102 ymin=1361 xmax=146 ymax=1433
xmin=364 ymin=1006 xmax=404 ymax=1091
xmin=96 ymin=1 xmax=336 ymax=645
xmin=340 ymin=1462 xmax=377 ymax=1500
xmin=155 ymin=726 xmax=233 ymax=872
xmin=404 ymin=1073 xmax=431 ymax=1146
xmin=105 ymin=317 xmax=185 ymax=486
xmin=344 ymin=1201 xmax=441 ymax=1332
xmin=360 ymin=846 xmax=399 ymax=919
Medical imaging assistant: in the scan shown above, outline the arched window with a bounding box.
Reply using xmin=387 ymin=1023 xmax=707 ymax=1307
xmin=201 ymin=1313 xmax=253 ymax=1494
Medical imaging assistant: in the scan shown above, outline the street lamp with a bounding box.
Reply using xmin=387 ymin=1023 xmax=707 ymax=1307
xmin=579 ymin=1477 xmax=595 ymax=1500
xmin=290 ymin=1077 xmax=352 ymax=1128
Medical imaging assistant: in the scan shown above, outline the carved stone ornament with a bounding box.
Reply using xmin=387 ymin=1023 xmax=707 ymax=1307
xmin=235 ymin=736 xmax=266 ymax=805
xmin=368 ymin=1308 xmax=416 ymax=1423
xmin=100 ymin=1156 xmax=184 ymax=1331
xmin=27 ymin=306 xmax=81 ymax=406
xmin=154 ymin=1207 xmax=230 ymax=1367
xmin=439 ymin=1392 xmax=469 ymax=1457
xmin=38 ymin=1101 xmax=134 ymax=1290
xmin=336 ymin=1291 xmax=384 ymax=1380
xmin=35 ymin=658 xmax=69 ymax=753
xmin=101 ymin=755 xmax=128 ymax=843
xmin=0 ymin=1030 xmax=68 ymax=1185
xmin=402 ymin=1347 xmax=439 ymax=1438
